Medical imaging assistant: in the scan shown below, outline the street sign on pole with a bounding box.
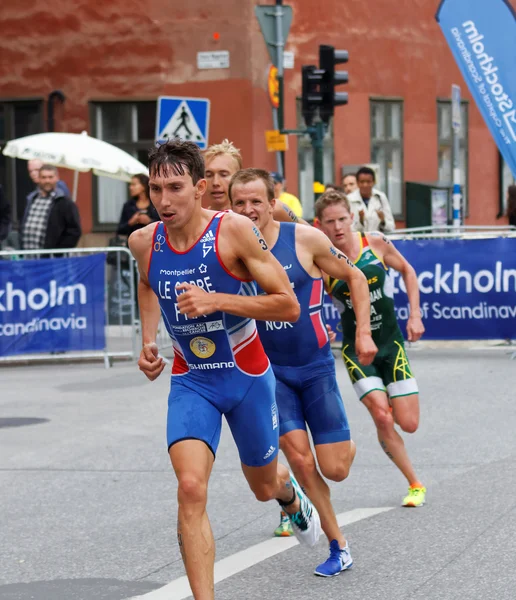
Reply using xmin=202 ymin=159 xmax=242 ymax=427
xmin=254 ymin=5 xmax=293 ymax=68
xmin=283 ymin=51 xmax=294 ymax=69
xmin=156 ymin=97 xmax=210 ymax=150
xmin=265 ymin=130 xmax=289 ymax=152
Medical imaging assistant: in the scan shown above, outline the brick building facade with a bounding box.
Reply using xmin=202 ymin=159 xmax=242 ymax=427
xmin=0 ymin=0 xmax=513 ymax=244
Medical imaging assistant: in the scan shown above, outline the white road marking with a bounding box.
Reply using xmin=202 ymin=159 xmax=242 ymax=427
xmin=131 ymin=506 xmax=394 ymax=600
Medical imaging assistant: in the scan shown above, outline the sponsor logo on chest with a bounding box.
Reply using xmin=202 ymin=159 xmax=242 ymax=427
xmin=157 ymin=263 xmax=216 ymax=322
xmin=190 ymin=336 xmax=216 ymax=359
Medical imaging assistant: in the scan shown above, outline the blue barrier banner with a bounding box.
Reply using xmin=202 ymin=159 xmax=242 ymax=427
xmin=323 ymin=238 xmax=516 ymax=342
xmin=0 ymin=255 xmax=106 ymax=356
xmin=393 ymin=238 xmax=516 ymax=340
xmin=436 ymin=0 xmax=516 ymax=176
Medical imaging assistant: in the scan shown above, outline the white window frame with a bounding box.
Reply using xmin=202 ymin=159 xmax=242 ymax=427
xmin=90 ymin=101 xmax=155 ymax=231
xmin=370 ymin=98 xmax=404 ymax=218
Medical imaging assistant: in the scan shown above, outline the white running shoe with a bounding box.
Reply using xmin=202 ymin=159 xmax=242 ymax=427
xmin=283 ymin=473 xmax=321 ymax=548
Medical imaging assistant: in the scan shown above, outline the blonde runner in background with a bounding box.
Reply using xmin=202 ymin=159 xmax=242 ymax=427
xmin=203 ymin=139 xmax=308 ymax=225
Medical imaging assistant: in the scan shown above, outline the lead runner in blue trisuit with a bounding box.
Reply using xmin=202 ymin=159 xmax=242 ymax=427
xmin=230 ymin=168 xmax=378 ymax=577
xmin=129 ymin=140 xmax=322 ymax=600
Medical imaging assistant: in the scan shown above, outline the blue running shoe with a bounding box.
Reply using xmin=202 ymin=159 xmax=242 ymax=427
xmin=314 ymin=539 xmax=353 ymax=577
xmin=284 ymin=473 xmax=321 ymax=548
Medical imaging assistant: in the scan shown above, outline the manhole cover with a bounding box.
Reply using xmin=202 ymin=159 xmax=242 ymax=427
xmin=0 ymin=417 xmax=49 ymax=429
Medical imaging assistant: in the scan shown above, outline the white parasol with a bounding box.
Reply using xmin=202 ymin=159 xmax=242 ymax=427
xmin=2 ymin=130 xmax=149 ymax=200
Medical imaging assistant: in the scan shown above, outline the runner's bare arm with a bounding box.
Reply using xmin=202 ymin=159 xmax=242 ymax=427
xmin=301 ymin=226 xmax=377 ymax=364
xmin=127 ymin=226 xmax=166 ymax=380
xmin=176 ymin=215 xmax=300 ymax=322
xmin=369 ymin=232 xmax=424 ymax=341
xmin=303 ymin=226 xmax=371 ymax=329
xmin=128 ymin=226 xmax=162 ymax=346
xmin=273 ymin=201 xmax=310 ymax=226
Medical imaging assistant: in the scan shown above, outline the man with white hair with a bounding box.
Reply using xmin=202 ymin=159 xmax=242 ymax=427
xmin=27 ymin=159 xmax=71 ymax=197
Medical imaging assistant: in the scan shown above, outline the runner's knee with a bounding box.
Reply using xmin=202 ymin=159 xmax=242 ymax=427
xmin=371 ymin=405 xmax=395 ymax=433
xmin=317 ymin=441 xmax=353 ymax=481
xmin=251 ymin=481 xmax=278 ymax=503
xmin=320 ymin=459 xmax=350 ymax=482
xmin=397 ymin=413 xmax=419 ymax=434
xmin=177 ymin=473 xmax=208 ymax=512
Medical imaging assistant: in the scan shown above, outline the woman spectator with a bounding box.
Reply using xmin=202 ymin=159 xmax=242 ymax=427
xmin=507 ymin=185 xmax=516 ymax=228
xmin=117 ymin=174 xmax=159 ymax=237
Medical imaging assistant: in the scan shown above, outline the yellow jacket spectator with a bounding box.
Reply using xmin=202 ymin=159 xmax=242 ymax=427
xmin=271 ymin=172 xmax=304 ymax=218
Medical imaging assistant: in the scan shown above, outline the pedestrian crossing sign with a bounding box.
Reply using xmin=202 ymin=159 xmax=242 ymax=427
xmin=156 ymin=96 xmax=211 ymax=150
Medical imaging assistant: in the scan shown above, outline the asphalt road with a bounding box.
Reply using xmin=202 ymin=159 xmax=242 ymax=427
xmin=1 ymin=346 xmax=515 ymax=600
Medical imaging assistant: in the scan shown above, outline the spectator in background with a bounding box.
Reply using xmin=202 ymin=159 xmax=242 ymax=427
xmin=347 ymin=166 xmax=395 ymax=233
xmin=507 ymin=185 xmax=516 ymax=228
xmin=325 ymin=183 xmax=345 ymax=193
xmin=0 ymin=184 xmax=11 ymax=247
xmin=270 ymin=172 xmax=304 ymax=218
xmin=342 ymin=173 xmax=358 ymax=196
xmin=20 ymin=164 xmax=81 ymax=251
xmin=27 ymin=159 xmax=71 ymax=197
xmin=117 ymin=174 xmax=159 ymax=237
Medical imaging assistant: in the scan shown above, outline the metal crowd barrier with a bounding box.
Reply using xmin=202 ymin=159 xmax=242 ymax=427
xmin=0 ymin=246 xmax=139 ymax=368
xmin=388 ymin=224 xmax=516 ymax=240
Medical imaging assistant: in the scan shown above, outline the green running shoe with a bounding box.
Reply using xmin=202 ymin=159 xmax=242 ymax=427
xmin=274 ymin=511 xmax=294 ymax=537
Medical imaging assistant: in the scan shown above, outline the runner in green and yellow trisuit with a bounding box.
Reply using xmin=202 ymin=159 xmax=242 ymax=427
xmin=315 ymin=189 xmax=427 ymax=508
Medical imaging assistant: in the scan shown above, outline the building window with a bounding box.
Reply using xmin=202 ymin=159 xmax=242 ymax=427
xmin=437 ymin=99 xmax=468 ymax=215
xmin=370 ymin=99 xmax=404 ymax=217
xmin=0 ymin=100 xmax=44 ymax=227
xmin=91 ymin=101 xmax=156 ymax=229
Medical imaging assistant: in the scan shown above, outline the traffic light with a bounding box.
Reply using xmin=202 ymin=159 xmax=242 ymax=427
xmin=301 ymin=65 xmax=323 ymax=127
xmin=318 ymin=44 xmax=349 ymax=124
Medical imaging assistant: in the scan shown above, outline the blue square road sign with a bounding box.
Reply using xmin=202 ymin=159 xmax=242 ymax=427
xmin=156 ymin=97 xmax=210 ymax=150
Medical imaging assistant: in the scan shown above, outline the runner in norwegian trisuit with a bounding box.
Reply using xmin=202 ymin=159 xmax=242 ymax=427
xmin=203 ymin=139 xmax=309 ymax=224
xmin=315 ymin=189 xmax=427 ymax=508
xmin=230 ymin=169 xmax=378 ymax=576
xmin=204 ymin=139 xmax=305 ymax=538
xmin=128 ymin=140 xmax=322 ymax=600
